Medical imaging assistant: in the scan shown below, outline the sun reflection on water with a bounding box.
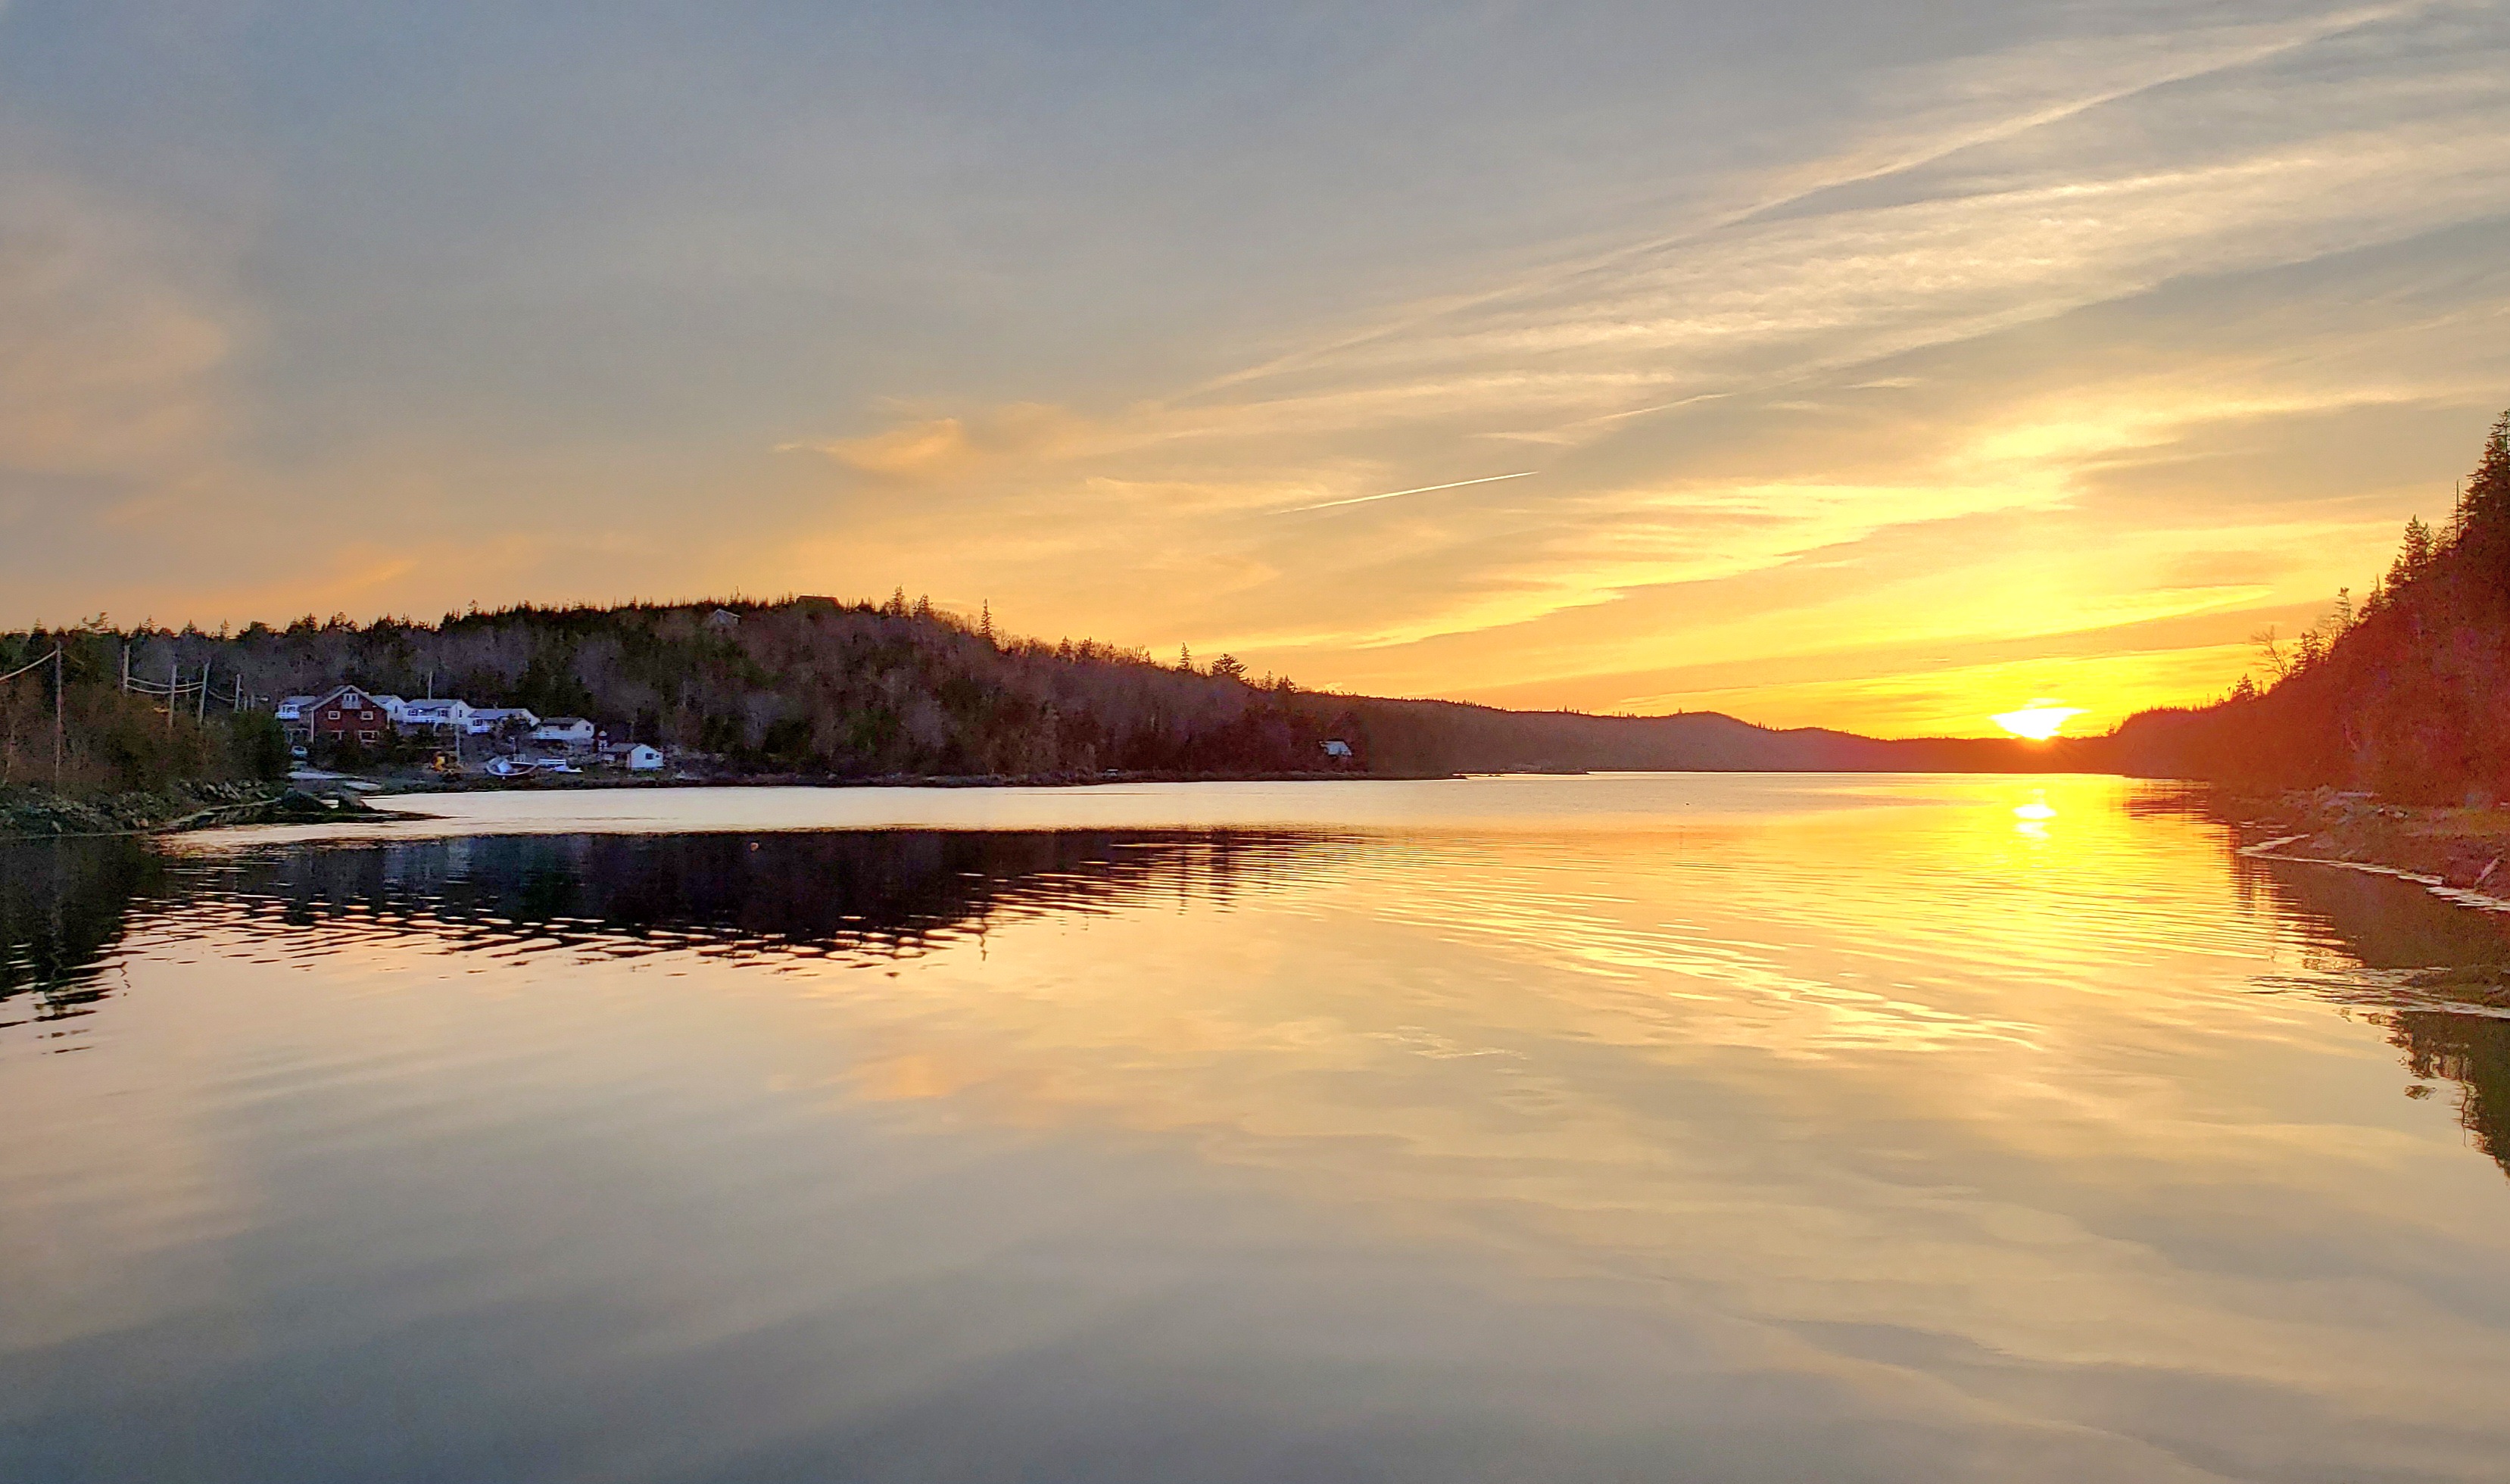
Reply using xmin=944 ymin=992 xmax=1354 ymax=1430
xmin=5 ymin=777 xmax=2510 ymax=1482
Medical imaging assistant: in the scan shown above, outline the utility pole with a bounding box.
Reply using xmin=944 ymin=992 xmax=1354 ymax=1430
xmin=199 ymin=659 xmax=211 ymax=722
xmin=167 ymin=653 xmax=178 ymax=732
xmin=120 ymin=644 xmax=129 ymax=694
xmin=53 ymin=647 xmax=64 ymax=789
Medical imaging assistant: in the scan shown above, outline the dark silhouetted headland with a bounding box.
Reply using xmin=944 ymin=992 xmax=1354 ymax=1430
xmin=2112 ymin=407 xmax=2510 ymax=804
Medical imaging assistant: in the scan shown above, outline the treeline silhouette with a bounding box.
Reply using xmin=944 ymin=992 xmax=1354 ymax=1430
xmin=5 ymin=593 xmax=2064 ymax=792
xmin=2 ymin=597 xmax=1353 ymax=784
xmin=2112 ymin=407 xmax=2510 ymax=803
xmin=0 ymin=640 xmax=285 ymax=796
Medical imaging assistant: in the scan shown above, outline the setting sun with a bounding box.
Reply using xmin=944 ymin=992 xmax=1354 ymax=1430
xmin=1991 ymin=700 xmax=2084 ymax=740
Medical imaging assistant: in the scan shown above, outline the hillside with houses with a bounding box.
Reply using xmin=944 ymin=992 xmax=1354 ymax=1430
xmin=275 ymin=685 xmax=662 ymax=778
xmin=4 ymin=597 xmax=1367 ymax=788
xmin=5 ymin=594 xmax=2068 ymax=796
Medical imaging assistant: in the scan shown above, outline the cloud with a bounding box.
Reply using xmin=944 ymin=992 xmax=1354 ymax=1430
xmin=11 ymin=2 xmax=2509 ymax=734
xmin=744 ymin=2 xmax=2508 ymax=732
xmin=781 ymin=402 xmax=1093 ymax=482
xmin=0 ymin=171 xmax=235 ymax=478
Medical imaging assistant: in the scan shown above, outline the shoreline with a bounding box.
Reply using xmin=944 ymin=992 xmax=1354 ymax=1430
xmin=2229 ymin=788 xmax=2510 ymax=1009
xmin=2230 ymin=788 xmax=2510 ymax=909
xmin=0 ymin=768 xmax=1404 ymax=841
xmin=11 ymin=774 xmax=2510 ymax=903
xmin=0 ymin=782 xmax=306 ymax=840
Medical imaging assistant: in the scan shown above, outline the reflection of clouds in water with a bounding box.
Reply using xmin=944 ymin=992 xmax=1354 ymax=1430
xmin=10 ymin=776 xmax=2510 ymax=1479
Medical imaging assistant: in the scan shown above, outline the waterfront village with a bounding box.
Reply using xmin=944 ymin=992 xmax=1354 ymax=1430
xmin=277 ymin=684 xmax=669 ymax=780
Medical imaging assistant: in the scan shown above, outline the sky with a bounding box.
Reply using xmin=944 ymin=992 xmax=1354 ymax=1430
xmin=4 ymin=1 xmax=2506 ymax=737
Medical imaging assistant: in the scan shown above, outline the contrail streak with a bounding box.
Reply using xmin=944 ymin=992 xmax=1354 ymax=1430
xmin=1281 ymin=470 xmax=1536 ymax=514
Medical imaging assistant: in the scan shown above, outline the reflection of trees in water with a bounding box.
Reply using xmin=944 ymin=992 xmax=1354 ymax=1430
xmin=2 ymin=831 xmax=1345 ymax=1046
xmin=2240 ymin=849 xmax=2510 ymax=1180
xmin=32 ymin=832 xmax=1347 ymax=997
xmin=2247 ymin=852 xmax=2510 ymax=972
xmin=0 ymin=837 xmax=167 ymax=1037
xmin=2390 ymin=1013 xmax=2510 ymax=1174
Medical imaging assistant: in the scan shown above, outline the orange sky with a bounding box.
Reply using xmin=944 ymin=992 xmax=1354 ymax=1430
xmin=5 ymin=2 xmax=2506 ymax=737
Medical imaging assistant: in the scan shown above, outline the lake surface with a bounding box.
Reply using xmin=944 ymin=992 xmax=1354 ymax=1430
xmin=6 ymin=774 xmax=2510 ymax=1482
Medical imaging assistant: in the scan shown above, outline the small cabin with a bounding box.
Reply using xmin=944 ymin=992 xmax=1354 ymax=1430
xmin=530 ymin=717 xmax=598 ymax=750
xmin=1320 ymin=739 xmax=1355 ymax=761
xmin=465 ymin=706 xmax=538 ymax=736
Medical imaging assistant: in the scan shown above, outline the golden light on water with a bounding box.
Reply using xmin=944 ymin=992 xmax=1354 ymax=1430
xmin=1991 ymin=700 xmax=2084 ymax=740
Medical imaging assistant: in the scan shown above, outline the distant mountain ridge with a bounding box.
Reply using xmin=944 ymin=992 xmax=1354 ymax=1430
xmin=1326 ymin=697 xmax=2077 ymax=776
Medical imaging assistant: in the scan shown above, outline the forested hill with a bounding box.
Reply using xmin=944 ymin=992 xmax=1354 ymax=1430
xmin=2112 ymin=409 xmax=2510 ymax=804
xmin=4 ymin=594 xmax=2067 ymax=787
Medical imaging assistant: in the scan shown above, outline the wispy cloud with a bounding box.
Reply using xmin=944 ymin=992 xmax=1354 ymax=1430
xmin=766 ymin=3 xmax=2508 ymax=731
xmin=10 ymin=2 xmax=2507 ymax=735
xmin=1276 ymin=471 xmax=1536 ymax=515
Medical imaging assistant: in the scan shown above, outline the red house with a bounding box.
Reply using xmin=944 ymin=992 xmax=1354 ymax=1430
xmin=307 ymin=684 xmax=389 ymax=747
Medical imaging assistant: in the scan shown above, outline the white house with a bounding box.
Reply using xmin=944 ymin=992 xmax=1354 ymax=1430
xmin=398 ymin=698 xmax=475 ymax=733
xmin=529 ymin=717 xmax=597 ymax=750
xmin=368 ymin=695 xmax=408 ymax=722
xmin=465 ymin=706 xmax=539 ymax=736
xmin=1320 ymin=739 xmax=1355 ymax=760
xmin=274 ymin=695 xmax=315 ymax=728
xmin=622 ymin=743 xmax=664 ymax=772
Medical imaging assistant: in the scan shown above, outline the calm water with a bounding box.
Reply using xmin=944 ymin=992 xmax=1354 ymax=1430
xmin=5 ymin=775 xmax=2510 ymax=1483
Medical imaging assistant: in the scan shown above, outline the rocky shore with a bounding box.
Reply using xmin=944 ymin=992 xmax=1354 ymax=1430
xmin=2237 ymin=788 xmax=2510 ymax=899
xmin=0 ymin=782 xmax=374 ymax=838
xmin=2235 ymin=788 xmax=2510 ymax=1005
